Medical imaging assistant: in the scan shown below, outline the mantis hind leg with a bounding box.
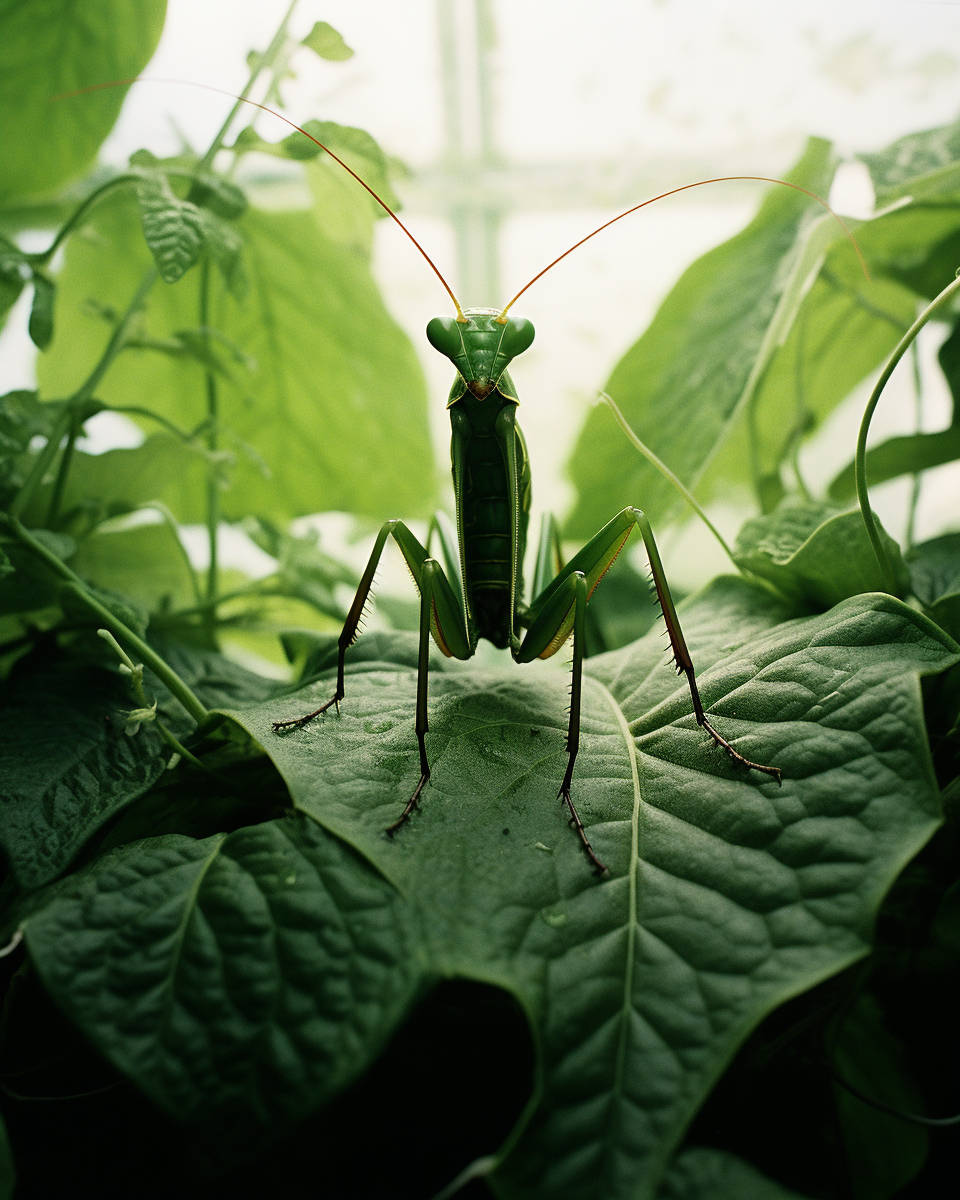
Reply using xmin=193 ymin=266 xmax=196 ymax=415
xmin=551 ymin=505 xmax=780 ymax=780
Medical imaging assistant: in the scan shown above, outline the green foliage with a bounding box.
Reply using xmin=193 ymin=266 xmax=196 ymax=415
xmin=36 ymin=192 xmax=434 ymax=522
xmin=12 ymin=584 xmax=955 ymax=1198
xmin=301 ymin=20 xmax=354 ymax=62
xmin=831 ymin=993 xmax=929 ymax=1200
xmin=0 ymin=0 xmax=167 ymax=204
xmin=657 ymin=1148 xmax=812 ymax=1200
xmin=3 ymin=17 xmax=960 ymax=1200
xmin=567 ymin=138 xmax=841 ymax=535
xmin=734 ymin=502 xmax=911 ymax=609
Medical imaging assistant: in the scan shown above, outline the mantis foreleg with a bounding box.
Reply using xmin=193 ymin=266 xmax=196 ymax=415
xmin=273 ymin=519 xmax=472 ymax=833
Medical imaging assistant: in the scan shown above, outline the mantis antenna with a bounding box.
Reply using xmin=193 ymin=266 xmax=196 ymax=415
xmin=497 ymin=175 xmax=870 ymax=319
xmin=52 ymin=76 xmax=467 ymax=321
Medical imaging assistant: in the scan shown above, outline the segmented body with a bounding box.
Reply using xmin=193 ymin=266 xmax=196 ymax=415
xmin=450 ymin=378 xmax=531 ymax=648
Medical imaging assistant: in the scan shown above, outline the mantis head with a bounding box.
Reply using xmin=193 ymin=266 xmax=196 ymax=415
xmin=426 ymin=308 xmax=535 ymax=399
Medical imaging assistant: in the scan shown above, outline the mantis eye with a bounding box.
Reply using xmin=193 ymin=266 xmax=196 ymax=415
xmin=500 ymin=317 xmax=535 ymax=357
xmin=426 ymin=316 xmax=463 ymax=357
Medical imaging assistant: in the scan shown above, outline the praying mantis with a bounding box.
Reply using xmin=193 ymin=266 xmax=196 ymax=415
xmin=59 ymin=80 xmax=862 ymax=876
xmin=261 ymin=117 xmax=852 ymax=873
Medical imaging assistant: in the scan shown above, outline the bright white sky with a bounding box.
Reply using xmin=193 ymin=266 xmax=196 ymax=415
xmin=6 ymin=0 xmax=960 ymax=585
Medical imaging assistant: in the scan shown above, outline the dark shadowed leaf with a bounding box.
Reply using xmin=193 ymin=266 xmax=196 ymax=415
xmin=657 ymin=1148 xmax=812 ymax=1199
xmin=831 ymin=993 xmax=928 ymax=1200
xmin=23 ymin=818 xmax=423 ymax=1161
xmin=0 ymin=658 xmax=169 ymax=888
xmin=905 ymin=533 xmax=960 ymax=642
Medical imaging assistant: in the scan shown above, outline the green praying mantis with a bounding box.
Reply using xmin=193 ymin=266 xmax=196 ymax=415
xmin=61 ymin=79 xmax=863 ymax=876
xmin=262 ymin=118 xmax=858 ymax=874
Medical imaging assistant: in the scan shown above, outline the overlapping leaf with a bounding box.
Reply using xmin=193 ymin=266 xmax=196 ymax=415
xmin=0 ymin=658 xmax=169 ymax=888
xmin=22 ymin=818 xmax=424 ymax=1163
xmin=734 ymin=502 xmax=911 ymax=609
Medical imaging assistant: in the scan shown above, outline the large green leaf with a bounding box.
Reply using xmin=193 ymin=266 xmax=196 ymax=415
xmin=565 ymin=139 xmax=839 ymax=536
xmin=69 ymin=522 xmax=198 ymax=615
xmin=22 ymin=818 xmax=424 ymax=1160
xmin=703 ymin=255 xmax=916 ymax=512
xmin=19 ymin=434 xmax=211 ymax=533
xmin=36 ymin=192 xmax=436 ymax=522
xmin=0 ymin=0 xmax=167 ymax=204
xmin=20 ymin=581 xmax=955 ymax=1196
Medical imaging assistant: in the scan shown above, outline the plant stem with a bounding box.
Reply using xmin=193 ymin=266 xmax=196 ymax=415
xmin=8 ymin=406 xmax=72 ymax=519
xmin=8 ymin=269 xmax=158 ymax=520
xmin=45 ymin=411 xmax=79 ymax=527
xmin=196 ymin=0 xmax=300 ymax=172
xmin=855 ymin=273 xmax=960 ymax=591
xmin=905 ymin=338 xmax=924 ymax=550
xmin=33 ymin=174 xmax=137 ymax=265
xmin=3 ymin=516 xmax=208 ymax=725
xmin=599 ymin=392 xmax=737 ymax=565
xmin=170 ymin=580 xmax=282 ymax=619
xmin=72 ymin=268 xmax=159 ymax=407
xmin=198 ymin=258 xmax=220 ymax=641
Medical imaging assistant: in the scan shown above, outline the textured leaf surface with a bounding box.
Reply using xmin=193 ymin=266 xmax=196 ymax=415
xmin=0 ymin=660 xmax=168 ymax=888
xmin=0 ymin=0 xmax=167 ymax=203
xmin=23 ymin=818 xmax=423 ymax=1158
xmin=135 ymin=175 xmax=208 ymax=284
xmin=20 ymin=434 xmax=210 ymax=531
xmin=734 ymin=503 xmax=911 ymax=609
xmin=220 ymin=579 xmax=952 ymax=1199
xmin=36 ymin=193 xmax=435 ymax=522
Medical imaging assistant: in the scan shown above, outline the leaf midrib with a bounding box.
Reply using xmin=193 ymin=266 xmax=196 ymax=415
xmin=592 ymin=677 xmax=643 ymax=1193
